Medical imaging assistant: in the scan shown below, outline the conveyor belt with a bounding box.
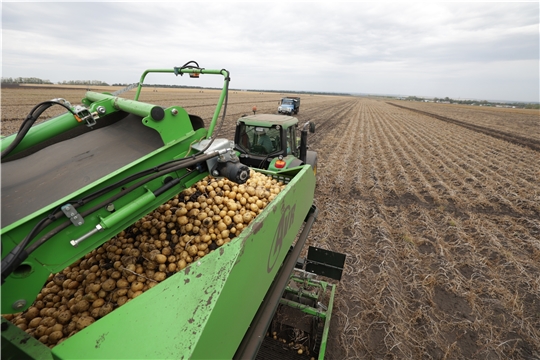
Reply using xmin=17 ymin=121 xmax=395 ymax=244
xmin=1 ymin=114 xmax=163 ymax=227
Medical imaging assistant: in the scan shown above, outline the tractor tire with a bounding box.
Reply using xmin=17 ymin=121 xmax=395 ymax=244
xmin=305 ymin=151 xmax=317 ymax=176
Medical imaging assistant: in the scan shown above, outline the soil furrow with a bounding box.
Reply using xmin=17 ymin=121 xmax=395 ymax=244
xmin=387 ymin=102 xmax=540 ymax=152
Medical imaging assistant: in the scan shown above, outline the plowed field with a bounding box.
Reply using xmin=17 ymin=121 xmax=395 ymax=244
xmin=2 ymin=86 xmax=539 ymax=359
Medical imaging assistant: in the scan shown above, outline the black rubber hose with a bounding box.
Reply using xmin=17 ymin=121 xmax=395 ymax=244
xmin=0 ymin=211 xmax=62 ymax=283
xmin=74 ymin=151 xmax=209 ymax=206
xmin=1 ymin=101 xmax=77 ymax=161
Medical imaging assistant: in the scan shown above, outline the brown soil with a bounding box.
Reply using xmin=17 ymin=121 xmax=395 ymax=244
xmin=387 ymin=102 xmax=540 ymax=152
xmin=2 ymin=87 xmax=539 ymax=359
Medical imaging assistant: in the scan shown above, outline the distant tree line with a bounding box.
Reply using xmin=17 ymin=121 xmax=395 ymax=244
xmin=1 ymin=77 xmax=53 ymax=84
xmin=59 ymin=80 xmax=109 ymax=86
xmin=403 ymin=96 xmax=538 ymax=109
xmin=1 ymin=77 xmax=109 ymax=86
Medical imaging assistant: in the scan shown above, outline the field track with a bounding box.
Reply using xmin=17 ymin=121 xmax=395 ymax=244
xmin=2 ymin=87 xmax=539 ymax=359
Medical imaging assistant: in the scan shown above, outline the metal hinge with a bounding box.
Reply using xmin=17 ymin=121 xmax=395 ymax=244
xmin=61 ymin=204 xmax=85 ymax=226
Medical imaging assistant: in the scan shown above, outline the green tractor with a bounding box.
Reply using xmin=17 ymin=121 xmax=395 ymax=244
xmin=234 ymin=114 xmax=317 ymax=175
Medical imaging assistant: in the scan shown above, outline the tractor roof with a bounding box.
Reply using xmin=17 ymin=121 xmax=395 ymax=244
xmin=238 ymin=114 xmax=298 ymax=128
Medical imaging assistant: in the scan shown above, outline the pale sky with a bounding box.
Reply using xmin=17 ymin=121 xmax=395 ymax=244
xmin=2 ymin=2 xmax=539 ymax=102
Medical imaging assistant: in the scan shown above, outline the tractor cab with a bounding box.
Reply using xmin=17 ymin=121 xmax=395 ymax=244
xmin=234 ymin=114 xmax=317 ymax=174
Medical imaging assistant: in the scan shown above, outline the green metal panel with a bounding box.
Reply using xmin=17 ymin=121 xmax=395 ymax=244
xmin=267 ymin=155 xmax=301 ymax=172
xmin=319 ymin=283 xmax=336 ymax=360
xmin=1 ymin=318 xmax=53 ymax=360
xmin=83 ymin=92 xmax=196 ymax=145
xmin=191 ymin=166 xmax=315 ymax=359
xmin=0 ymin=111 xmax=84 ymax=158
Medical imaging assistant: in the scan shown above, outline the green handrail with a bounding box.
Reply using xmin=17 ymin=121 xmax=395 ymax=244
xmin=135 ymin=67 xmax=230 ymax=138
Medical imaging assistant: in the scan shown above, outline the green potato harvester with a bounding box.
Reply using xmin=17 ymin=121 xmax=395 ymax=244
xmin=1 ymin=62 xmax=345 ymax=359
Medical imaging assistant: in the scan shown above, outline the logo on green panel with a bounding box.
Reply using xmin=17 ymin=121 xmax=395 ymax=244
xmin=267 ymin=203 xmax=296 ymax=273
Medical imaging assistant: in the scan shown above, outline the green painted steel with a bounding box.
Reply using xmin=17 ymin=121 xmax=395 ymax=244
xmin=267 ymin=155 xmax=301 ymax=172
xmin=98 ymin=186 xmax=155 ymax=229
xmin=238 ymin=114 xmax=298 ymax=129
xmin=319 ymin=283 xmax=336 ymax=360
xmin=84 ymin=91 xmax=165 ymax=120
xmin=0 ymin=111 xmax=84 ymax=157
xmin=134 ymin=67 xmax=230 ymax=138
xmin=190 ymin=167 xmax=314 ymax=359
xmin=83 ymin=92 xmax=196 ymax=145
xmin=278 ymin=274 xmax=336 ymax=360
xmin=1 ymin=317 xmax=54 ymax=360
xmin=279 ymin=298 xmax=327 ymax=318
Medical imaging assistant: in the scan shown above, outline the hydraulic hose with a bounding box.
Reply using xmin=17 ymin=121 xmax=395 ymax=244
xmin=1 ymin=101 xmax=77 ymax=161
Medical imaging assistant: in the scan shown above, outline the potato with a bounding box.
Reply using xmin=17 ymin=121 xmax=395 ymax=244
xmin=153 ymin=272 xmax=166 ymax=282
xmin=154 ymin=254 xmax=167 ymax=264
xmin=38 ymin=335 xmax=49 ymax=344
xmin=48 ymin=330 xmax=63 ymax=344
xmin=117 ymin=296 xmax=128 ymax=306
xmin=116 ymin=288 xmax=128 ymax=297
xmin=86 ymin=283 xmax=101 ymax=294
xmin=15 ymin=317 xmax=27 ymax=326
xmin=167 ymin=263 xmax=177 ymax=272
xmin=41 ymin=316 xmax=56 ymax=328
xmin=75 ymin=300 xmax=90 ymax=313
xmin=76 ymin=316 xmax=95 ymax=330
xmin=51 ymin=323 xmax=63 ymax=333
xmin=24 ymin=307 xmax=40 ymax=322
xmin=9 ymin=171 xmax=284 ymax=345
xmin=28 ymin=316 xmax=42 ymax=328
xmin=92 ymin=298 xmax=105 ymax=308
xmin=177 ymin=259 xmax=187 ymax=270
xmin=34 ymin=325 xmax=48 ymax=338
xmin=90 ymin=307 xmax=101 ymax=319
xmin=98 ymin=304 xmax=113 ymax=318
xmin=131 ymin=281 xmax=144 ymax=292
xmin=101 ymin=279 xmax=116 ymax=292
xmin=63 ymin=321 xmax=77 ymax=336
xmin=116 ymin=278 xmax=129 ymax=289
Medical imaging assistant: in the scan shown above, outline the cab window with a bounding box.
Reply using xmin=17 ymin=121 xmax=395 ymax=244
xmin=287 ymin=126 xmax=296 ymax=155
xmin=239 ymin=124 xmax=282 ymax=155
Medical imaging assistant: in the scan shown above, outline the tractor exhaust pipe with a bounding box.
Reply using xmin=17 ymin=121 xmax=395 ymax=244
xmin=299 ymin=121 xmax=315 ymax=164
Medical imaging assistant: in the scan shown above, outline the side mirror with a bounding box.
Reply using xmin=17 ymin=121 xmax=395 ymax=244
xmin=302 ymin=121 xmax=315 ymax=133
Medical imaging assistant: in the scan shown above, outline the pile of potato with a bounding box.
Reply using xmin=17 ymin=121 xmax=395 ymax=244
xmin=4 ymin=170 xmax=286 ymax=348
